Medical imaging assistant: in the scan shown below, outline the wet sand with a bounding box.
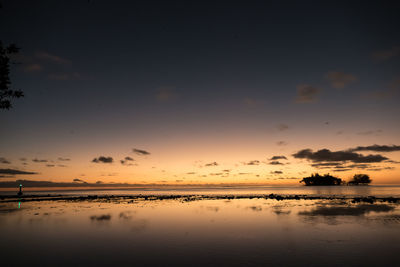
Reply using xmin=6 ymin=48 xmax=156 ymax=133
xmin=1 ymin=194 xmax=399 ymax=266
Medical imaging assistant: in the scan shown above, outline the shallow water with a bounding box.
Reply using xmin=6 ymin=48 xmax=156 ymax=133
xmin=1 ymin=197 xmax=399 ymax=266
xmin=2 ymin=185 xmax=400 ymax=197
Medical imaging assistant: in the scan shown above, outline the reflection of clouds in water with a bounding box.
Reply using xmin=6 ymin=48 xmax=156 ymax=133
xmin=119 ymin=211 xmax=134 ymax=220
xmin=89 ymin=214 xmax=111 ymax=226
xmin=298 ymin=204 xmax=399 ymax=226
xmin=206 ymin=206 xmax=220 ymax=212
xmin=299 ymin=204 xmax=395 ymax=216
xmin=273 ymin=209 xmax=291 ymax=215
xmin=130 ymin=219 xmax=148 ymax=233
xmin=247 ymin=206 xmax=262 ymax=212
xmin=118 ymin=210 xmax=147 ymax=233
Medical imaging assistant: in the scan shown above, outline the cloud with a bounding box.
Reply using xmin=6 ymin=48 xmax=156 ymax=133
xmin=325 ymin=71 xmax=357 ymax=88
xmin=269 ymin=161 xmax=284 ymax=165
xmin=133 ymin=148 xmax=151 ymax=155
xmin=73 ymin=178 xmax=86 ymax=183
xmin=363 ymin=76 xmax=400 ymax=100
xmin=356 ymin=130 xmax=382 ymax=136
xmin=58 ymin=157 xmax=71 ymax=161
xmin=371 ymin=46 xmax=400 ymax=61
xmin=276 ymin=124 xmax=289 ymax=131
xmin=204 ymin=162 xmax=218 ymax=167
xmin=35 ymin=51 xmax=71 ymax=65
xmin=121 ymin=156 xmax=135 ymax=166
xmin=293 ymin=148 xmax=388 ymax=163
xmin=32 ymin=158 xmax=48 ymax=163
xmin=349 ymin=144 xmax=400 ymax=152
xmin=92 ymin=156 xmax=113 ymax=163
xmin=0 ymin=169 xmax=38 ymax=175
xmin=295 ymin=84 xmax=320 ymax=103
xmin=271 ymin=171 xmax=283 ymax=174
xmin=46 ymin=164 xmax=55 ymax=167
xmin=243 ymin=160 xmax=260 ymax=165
xmin=311 ymin=162 xmax=344 ymax=169
xmin=209 ymin=173 xmax=223 ymax=176
xmin=0 ymin=157 xmax=11 ymax=164
xmin=269 ymin=156 xmax=287 ymax=160
xmin=23 ymin=63 xmax=43 ymax=72
xmin=276 ymin=141 xmax=288 ymax=146
xmin=243 ymin=97 xmax=264 ymax=107
xmin=156 ymin=87 xmax=178 ymax=102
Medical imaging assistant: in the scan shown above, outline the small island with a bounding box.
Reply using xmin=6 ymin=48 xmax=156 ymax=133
xmin=300 ymin=173 xmax=372 ymax=186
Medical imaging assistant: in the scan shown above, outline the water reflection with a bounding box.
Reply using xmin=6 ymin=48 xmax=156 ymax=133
xmin=0 ymin=198 xmax=399 ymax=266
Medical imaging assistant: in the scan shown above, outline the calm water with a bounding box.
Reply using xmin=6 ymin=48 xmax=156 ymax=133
xmin=1 ymin=195 xmax=399 ymax=266
xmin=1 ymin=185 xmax=400 ymax=197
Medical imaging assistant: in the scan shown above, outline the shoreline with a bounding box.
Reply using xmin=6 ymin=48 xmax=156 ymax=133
xmin=1 ymin=193 xmax=399 ymax=204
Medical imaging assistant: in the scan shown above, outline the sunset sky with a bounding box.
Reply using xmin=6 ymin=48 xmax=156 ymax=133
xmin=1 ymin=0 xmax=399 ymax=185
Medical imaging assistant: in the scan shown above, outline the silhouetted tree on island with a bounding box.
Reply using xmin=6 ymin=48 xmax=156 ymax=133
xmin=0 ymin=41 xmax=24 ymax=109
xmin=300 ymin=173 xmax=343 ymax=186
xmin=348 ymin=174 xmax=372 ymax=185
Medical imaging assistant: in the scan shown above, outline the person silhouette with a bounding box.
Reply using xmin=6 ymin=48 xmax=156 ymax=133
xmin=17 ymin=184 xmax=23 ymax=196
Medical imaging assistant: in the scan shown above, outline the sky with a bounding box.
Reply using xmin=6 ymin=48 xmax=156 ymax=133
xmin=0 ymin=0 xmax=400 ymax=185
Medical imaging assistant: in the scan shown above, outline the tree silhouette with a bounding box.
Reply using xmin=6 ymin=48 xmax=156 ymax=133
xmin=348 ymin=174 xmax=372 ymax=185
xmin=300 ymin=173 xmax=343 ymax=186
xmin=0 ymin=41 xmax=24 ymax=109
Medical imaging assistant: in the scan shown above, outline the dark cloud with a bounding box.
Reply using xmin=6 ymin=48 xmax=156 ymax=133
xmin=0 ymin=157 xmax=11 ymax=164
xmin=269 ymin=161 xmax=284 ymax=165
xmin=205 ymin=162 xmax=218 ymax=167
xmin=311 ymin=162 xmax=344 ymax=169
xmin=349 ymin=144 xmax=400 ymax=152
xmin=356 ymin=130 xmax=382 ymax=136
xmin=46 ymin=164 xmax=55 ymax=167
xmin=269 ymin=156 xmax=287 ymax=160
xmin=276 ymin=124 xmax=289 ymax=131
xmin=92 ymin=156 xmax=113 ymax=163
xmin=58 ymin=157 xmax=71 ymax=161
xmin=293 ymin=148 xmax=388 ymax=163
xmin=133 ymin=148 xmax=151 ymax=155
xmin=295 ymin=84 xmax=320 ymax=103
xmin=271 ymin=171 xmax=283 ymax=174
xmin=121 ymin=156 xmax=135 ymax=165
xmin=186 ymin=172 xmax=196 ymax=175
xmin=276 ymin=141 xmax=288 ymax=146
xmin=0 ymin=169 xmax=38 ymax=175
xmin=73 ymin=178 xmax=86 ymax=183
xmin=367 ymin=167 xmax=395 ymax=171
xmin=32 ymin=158 xmax=48 ymax=163
xmin=325 ymin=71 xmax=357 ymax=88
xmin=209 ymin=173 xmax=223 ymax=176
xmin=332 ymin=168 xmax=352 ymax=172
xmin=244 ymin=160 xmax=260 ymax=165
